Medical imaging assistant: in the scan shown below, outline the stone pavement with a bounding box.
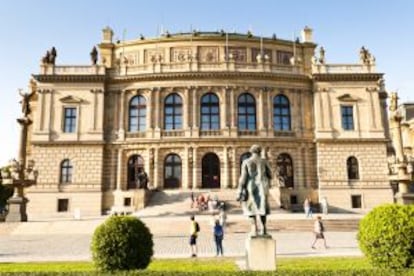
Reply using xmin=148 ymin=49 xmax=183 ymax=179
xmin=0 ymin=213 xmax=363 ymax=262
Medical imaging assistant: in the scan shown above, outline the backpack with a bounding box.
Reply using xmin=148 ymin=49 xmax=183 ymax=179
xmin=214 ymin=225 xmax=223 ymax=237
xmin=319 ymin=221 xmax=325 ymax=232
xmin=195 ymin=222 xmax=200 ymax=232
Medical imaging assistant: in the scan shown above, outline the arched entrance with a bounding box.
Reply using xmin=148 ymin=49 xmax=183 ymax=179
xmin=127 ymin=155 xmax=144 ymax=189
xmin=164 ymin=154 xmax=182 ymax=189
xmin=202 ymin=153 xmax=220 ymax=189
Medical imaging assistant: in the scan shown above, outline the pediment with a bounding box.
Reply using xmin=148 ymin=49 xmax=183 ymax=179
xmin=337 ymin=94 xmax=359 ymax=102
xmin=59 ymin=95 xmax=83 ymax=104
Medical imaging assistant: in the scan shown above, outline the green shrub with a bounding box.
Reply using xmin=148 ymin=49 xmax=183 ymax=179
xmin=358 ymin=204 xmax=414 ymax=269
xmin=91 ymin=215 xmax=153 ymax=271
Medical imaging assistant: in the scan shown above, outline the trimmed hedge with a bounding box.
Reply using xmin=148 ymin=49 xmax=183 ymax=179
xmin=91 ymin=215 xmax=153 ymax=271
xmin=358 ymin=204 xmax=414 ymax=269
xmin=2 ymin=270 xmax=414 ymax=276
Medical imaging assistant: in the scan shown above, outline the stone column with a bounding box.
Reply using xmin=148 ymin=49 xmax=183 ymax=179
xmin=184 ymin=87 xmax=191 ymax=136
xmin=192 ymin=87 xmax=199 ymax=137
xmin=35 ymin=89 xmax=46 ymax=131
xmin=267 ymin=90 xmax=273 ymax=131
xmin=116 ymin=149 xmax=123 ymax=191
xmin=154 ymin=87 xmax=161 ymax=138
xmin=258 ymin=88 xmax=265 ymax=135
xmin=118 ymin=90 xmax=126 ymax=140
xmin=223 ymin=147 xmax=230 ymax=188
xmin=192 ymin=147 xmax=198 ymax=188
xmin=187 ymin=147 xmax=194 ymax=189
xmin=231 ymin=147 xmax=237 ymax=188
xmin=90 ymin=89 xmax=104 ymax=132
xmin=230 ymin=87 xmax=237 ymax=137
xmin=153 ymin=147 xmax=160 ymax=189
xmin=146 ymin=89 xmax=153 ymax=134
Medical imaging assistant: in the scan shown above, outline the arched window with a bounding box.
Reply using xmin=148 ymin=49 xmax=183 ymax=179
xmin=127 ymin=155 xmax=144 ymax=189
xmin=60 ymin=159 xmax=73 ymax=184
xmin=273 ymin=95 xmax=291 ymax=131
xmin=238 ymin=93 xmax=256 ymax=130
xmin=276 ymin=153 xmax=294 ymax=188
xmin=240 ymin=152 xmax=252 ymax=171
xmin=347 ymin=156 xmax=359 ymax=180
xmin=129 ymin=95 xmax=146 ymax=132
xmin=164 ymin=154 xmax=182 ymax=188
xmin=200 ymin=93 xmax=220 ymax=130
xmin=164 ymin=93 xmax=182 ymax=130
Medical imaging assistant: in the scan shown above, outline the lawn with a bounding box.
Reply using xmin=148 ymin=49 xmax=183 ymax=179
xmin=0 ymin=257 xmax=413 ymax=275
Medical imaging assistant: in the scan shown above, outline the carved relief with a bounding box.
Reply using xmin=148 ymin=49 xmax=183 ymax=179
xmin=252 ymin=48 xmax=272 ymax=62
xmin=144 ymin=49 xmax=164 ymax=63
xmin=171 ymin=47 xmax=192 ymax=62
xmin=226 ymin=47 xmax=247 ymax=62
xmin=199 ymin=46 xmax=219 ymax=63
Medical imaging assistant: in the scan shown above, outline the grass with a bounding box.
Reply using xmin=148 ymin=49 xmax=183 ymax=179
xmin=0 ymin=257 xmax=411 ymax=273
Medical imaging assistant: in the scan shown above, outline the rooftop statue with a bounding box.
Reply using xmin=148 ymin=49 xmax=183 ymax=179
xmin=237 ymin=144 xmax=272 ymax=236
xmin=90 ymin=46 xmax=98 ymax=65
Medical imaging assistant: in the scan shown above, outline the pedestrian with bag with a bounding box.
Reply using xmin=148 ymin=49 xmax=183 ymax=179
xmin=189 ymin=215 xmax=200 ymax=257
xmin=311 ymin=216 xmax=327 ymax=249
xmin=213 ymin=219 xmax=224 ymax=256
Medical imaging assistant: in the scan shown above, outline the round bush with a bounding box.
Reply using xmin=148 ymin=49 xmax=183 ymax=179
xmin=91 ymin=215 xmax=153 ymax=271
xmin=358 ymin=204 xmax=414 ymax=269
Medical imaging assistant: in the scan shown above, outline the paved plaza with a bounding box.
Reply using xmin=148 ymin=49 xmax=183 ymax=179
xmin=0 ymin=213 xmax=362 ymax=262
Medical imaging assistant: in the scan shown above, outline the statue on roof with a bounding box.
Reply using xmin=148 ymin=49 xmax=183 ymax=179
xmin=49 ymin=47 xmax=57 ymax=65
xmin=318 ymin=46 xmax=325 ymax=64
xmin=90 ymin=46 xmax=98 ymax=65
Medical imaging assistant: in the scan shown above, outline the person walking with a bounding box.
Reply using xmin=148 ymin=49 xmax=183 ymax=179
xmin=311 ymin=216 xmax=327 ymax=249
xmin=213 ymin=219 xmax=224 ymax=256
xmin=189 ymin=215 xmax=199 ymax=257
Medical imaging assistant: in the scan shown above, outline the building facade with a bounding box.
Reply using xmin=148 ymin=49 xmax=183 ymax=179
xmin=25 ymin=26 xmax=393 ymax=219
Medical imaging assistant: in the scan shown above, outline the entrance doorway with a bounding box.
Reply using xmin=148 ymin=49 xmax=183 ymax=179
xmin=201 ymin=153 xmax=220 ymax=189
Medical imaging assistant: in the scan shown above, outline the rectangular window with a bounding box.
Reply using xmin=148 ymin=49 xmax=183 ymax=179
xmin=277 ymin=51 xmax=293 ymax=65
xmin=124 ymin=197 xmax=132 ymax=206
xmin=341 ymin=106 xmax=354 ymax=130
xmin=63 ymin=107 xmax=77 ymax=133
xmin=351 ymin=195 xmax=362 ymax=208
xmin=57 ymin=199 xmax=69 ymax=212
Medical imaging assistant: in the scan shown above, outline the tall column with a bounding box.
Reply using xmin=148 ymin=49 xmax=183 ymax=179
xmin=223 ymin=147 xmax=230 ymax=188
xmin=146 ymin=89 xmax=153 ymax=133
xmin=230 ymin=87 xmax=237 ymax=137
xmin=35 ymin=89 xmax=46 ymax=131
xmin=192 ymin=147 xmax=198 ymax=188
xmin=184 ymin=87 xmax=191 ymax=136
xmin=116 ymin=149 xmax=123 ymax=191
xmin=90 ymin=89 xmax=104 ymax=132
xmin=118 ymin=90 xmax=126 ymax=140
xmin=192 ymin=87 xmax=199 ymax=137
xmin=187 ymin=147 xmax=194 ymax=189
xmin=258 ymin=87 xmax=268 ymax=136
xmin=154 ymin=87 xmax=161 ymax=138
xmin=267 ymin=89 xmax=273 ymax=130
xmin=231 ymin=147 xmax=237 ymax=188
xmin=153 ymin=147 xmax=160 ymax=189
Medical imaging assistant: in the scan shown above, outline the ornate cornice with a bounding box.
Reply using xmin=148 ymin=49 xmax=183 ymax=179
xmin=110 ymin=71 xmax=312 ymax=84
xmin=315 ymin=138 xmax=390 ymax=143
xmin=32 ymin=74 xmax=106 ymax=83
xmin=313 ymin=73 xmax=383 ymax=82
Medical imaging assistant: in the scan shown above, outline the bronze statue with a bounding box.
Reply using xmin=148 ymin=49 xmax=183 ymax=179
xmin=237 ymin=144 xmax=272 ymax=236
xmin=49 ymin=47 xmax=57 ymax=65
xmin=136 ymin=167 xmax=149 ymax=189
xmin=19 ymin=89 xmax=32 ymax=116
xmin=319 ymin=46 xmax=325 ymax=64
xmin=90 ymin=46 xmax=98 ymax=65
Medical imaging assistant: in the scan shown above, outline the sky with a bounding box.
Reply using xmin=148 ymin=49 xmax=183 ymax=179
xmin=0 ymin=0 xmax=413 ymax=166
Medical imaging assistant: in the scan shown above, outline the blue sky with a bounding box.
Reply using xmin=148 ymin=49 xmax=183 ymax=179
xmin=0 ymin=0 xmax=413 ymax=165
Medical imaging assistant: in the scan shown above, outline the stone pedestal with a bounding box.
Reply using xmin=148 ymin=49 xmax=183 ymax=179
xmin=245 ymin=235 xmax=276 ymax=271
xmin=6 ymin=196 xmax=28 ymax=222
xmin=395 ymin=192 xmax=414 ymax=204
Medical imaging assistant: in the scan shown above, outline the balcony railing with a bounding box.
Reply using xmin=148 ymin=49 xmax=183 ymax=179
xmin=161 ymin=130 xmax=184 ymax=137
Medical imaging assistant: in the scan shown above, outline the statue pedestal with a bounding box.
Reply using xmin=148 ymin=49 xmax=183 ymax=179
xmin=395 ymin=192 xmax=414 ymax=204
xmin=245 ymin=235 xmax=276 ymax=271
xmin=6 ymin=196 xmax=28 ymax=222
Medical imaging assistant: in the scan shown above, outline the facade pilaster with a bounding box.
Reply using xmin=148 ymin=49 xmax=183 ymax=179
xmin=117 ymin=90 xmax=126 ymax=140
xmin=192 ymin=87 xmax=199 ymax=137
xmin=192 ymin=147 xmax=198 ymax=188
xmin=116 ymin=148 xmax=123 ymax=190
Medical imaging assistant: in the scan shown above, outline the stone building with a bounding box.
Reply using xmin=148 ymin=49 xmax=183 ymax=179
xmin=25 ymin=26 xmax=393 ymax=219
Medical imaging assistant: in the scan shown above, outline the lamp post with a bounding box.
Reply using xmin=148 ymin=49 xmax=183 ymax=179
xmin=388 ymin=92 xmax=414 ymax=204
xmin=1 ymin=89 xmax=38 ymax=222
